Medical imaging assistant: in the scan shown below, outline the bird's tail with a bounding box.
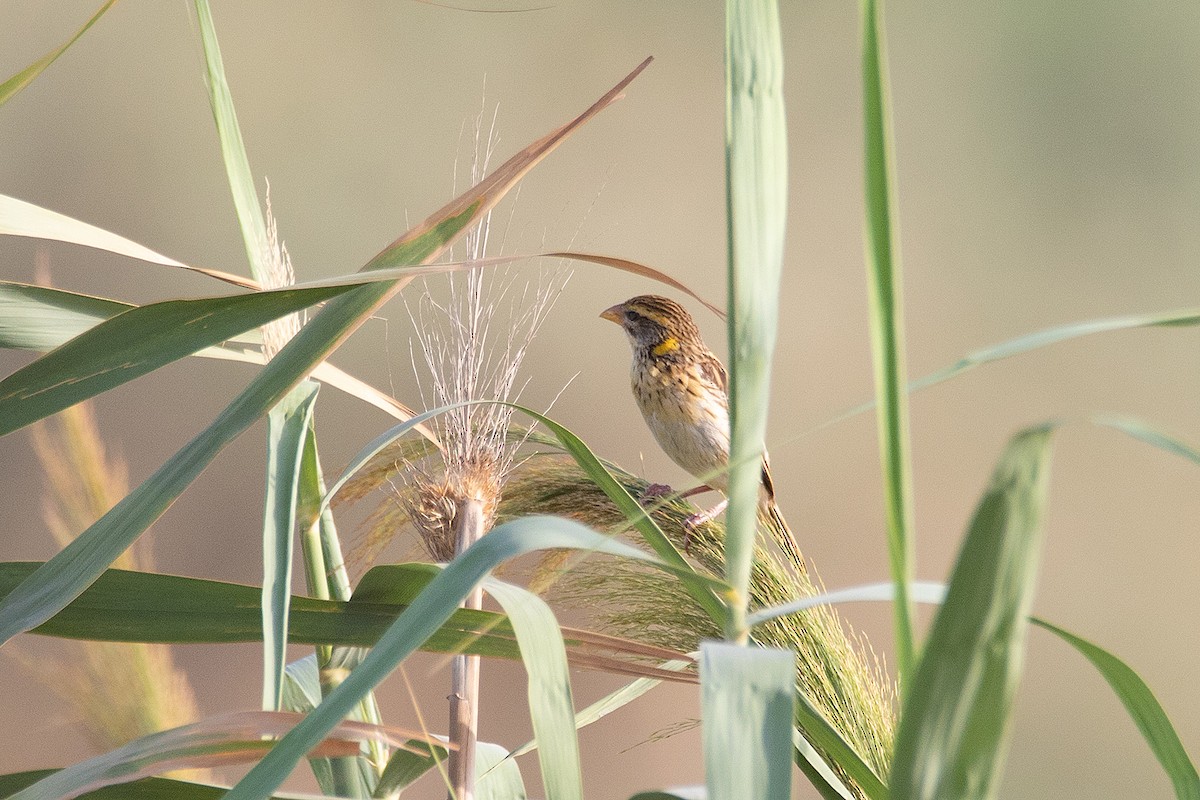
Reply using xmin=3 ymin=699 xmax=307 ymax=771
xmin=764 ymin=500 xmax=806 ymax=575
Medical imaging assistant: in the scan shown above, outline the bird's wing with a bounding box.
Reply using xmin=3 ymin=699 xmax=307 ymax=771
xmin=697 ymin=350 xmax=729 ymax=397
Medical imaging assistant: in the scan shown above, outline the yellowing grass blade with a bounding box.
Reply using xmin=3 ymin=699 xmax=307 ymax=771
xmin=0 ymin=0 xmax=119 ymax=107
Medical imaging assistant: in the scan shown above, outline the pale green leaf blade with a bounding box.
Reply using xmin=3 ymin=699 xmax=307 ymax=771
xmin=475 ymin=741 xmax=527 ymax=800
xmin=194 ymin=0 xmax=272 ymax=284
xmin=861 ymin=0 xmax=916 ymax=679
xmin=0 ymin=194 xmax=255 ymax=287
xmin=891 ymin=425 xmax=1056 ymax=800
xmin=701 ymin=642 xmax=795 ymax=800
xmin=723 ymin=0 xmax=788 ymax=639
xmin=261 ymin=382 xmax=320 ymax=711
xmin=1031 ymin=619 xmax=1200 ymax=800
xmin=1092 ymin=414 xmax=1200 ymax=465
xmin=482 ymin=578 xmax=582 ymax=800
xmin=0 ymin=0 xmax=118 ymax=107
xmin=282 ymin=656 xmax=341 ymax=797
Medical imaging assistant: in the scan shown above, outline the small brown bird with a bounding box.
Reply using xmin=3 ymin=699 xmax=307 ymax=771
xmin=601 ymin=294 xmax=804 ymax=570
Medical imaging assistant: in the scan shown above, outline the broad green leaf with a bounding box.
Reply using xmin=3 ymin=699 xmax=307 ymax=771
xmin=860 ymin=0 xmax=916 ymax=680
xmin=261 ymin=382 xmax=320 ymax=711
xmin=0 ymin=280 xmax=428 ymax=427
xmin=1032 ymin=619 xmax=1200 ymax=800
xmin=194 ymin=0 xmax=272 ymax=285
xmin=222 ymin=516 xmax=688 ymax=800
xmin=0 ymin=283 xmax=354 ymax=436
xmin=891 ymin=426 xmax=1056 ymax=800
xmin=2 ymin=563 xmax=694 ymax=681
xmin=0 ymin=0 xmax=118 ymax=107
xmin=5 ymin=711 xmax=430 ymax=800
xmin=701 ymin=642 xmax=795 ymax=800
xmin=723 ymin=0 xmax=788 ymax=641
xmin=0 ymin=59 xmax=649 ymax=647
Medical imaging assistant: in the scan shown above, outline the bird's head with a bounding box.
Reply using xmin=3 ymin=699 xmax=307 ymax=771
xmin=600 ymin=295 xmax=704 ymax=357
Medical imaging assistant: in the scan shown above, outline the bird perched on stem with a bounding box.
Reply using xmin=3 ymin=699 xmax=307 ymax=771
xmin=601 ymin=294 xmax=804 ymax=571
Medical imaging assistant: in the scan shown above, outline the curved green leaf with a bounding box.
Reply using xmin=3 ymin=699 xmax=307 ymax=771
xmin=1031 ymin=619 xmax=1200 ymax=800
xmin=891 ymin=425 xmax=1056 ymax=800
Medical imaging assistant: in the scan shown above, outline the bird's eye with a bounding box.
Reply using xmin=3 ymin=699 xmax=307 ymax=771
xmin=624 ymin=310 xmax=638 ymax=322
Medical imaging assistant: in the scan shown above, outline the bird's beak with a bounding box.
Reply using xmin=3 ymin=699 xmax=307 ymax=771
xmin=599 ymin=304 xmax=625 ymax=325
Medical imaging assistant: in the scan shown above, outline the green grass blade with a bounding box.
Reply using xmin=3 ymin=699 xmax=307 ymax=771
xmin=193 ymin=0 xmax=272 ymax=284
xmin=1092 ymin=414 xmax=1200 ymax=465
xmin=0 ymin=283 xmax=354 ymax=436
xmin=860 ymin=0 xmax=916 ymax=681
xmin=813 ymin=307 xmax=1200 ymax=436
xmin=891 ymin=425 xmax=1056 ymax=800
xmin=220 ymin=516 xmax=681 ymax=800
xmin=0 ymin=0 xmax=118 ymax=107
xmin=701 ymin=642 xmax=795 ymax=800
xmin=482 ymin=578 xmax=582 ymax=800
xmin=1031 ymin=619 xmax=1200 ymax=800
xmin=723 ymin=0 xmax=788 ymax=641
xmin=793 ymin=693 xmax=888 ymax=800
xmin=261 ymin=382 xmax=320 ymax=711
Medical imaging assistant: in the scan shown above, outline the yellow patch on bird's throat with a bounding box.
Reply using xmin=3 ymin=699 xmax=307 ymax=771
xmin=652 ymin=337 xmax=679 ymax=356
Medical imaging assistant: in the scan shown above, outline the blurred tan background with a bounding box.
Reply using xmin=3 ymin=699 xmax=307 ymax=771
xmin=2 ymin=2 xmax=1199 ymax=798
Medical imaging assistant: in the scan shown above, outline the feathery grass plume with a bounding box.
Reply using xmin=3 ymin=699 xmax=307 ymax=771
xmin=503 ymin=443 xmax=895 ymax=797
xmin=24 ymin=400 xmax=204 ymax=773
xmin=380 ymin=103 xmax=567 ymax=799
xmin=259 ymin=180 xmax=302 ymax=360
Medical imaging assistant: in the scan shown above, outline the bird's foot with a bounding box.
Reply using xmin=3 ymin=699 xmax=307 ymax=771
xmin=681 ymin=498 xmax=728 ymax=554
xmin=640 ymin=483 xmax=675 ymax=502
